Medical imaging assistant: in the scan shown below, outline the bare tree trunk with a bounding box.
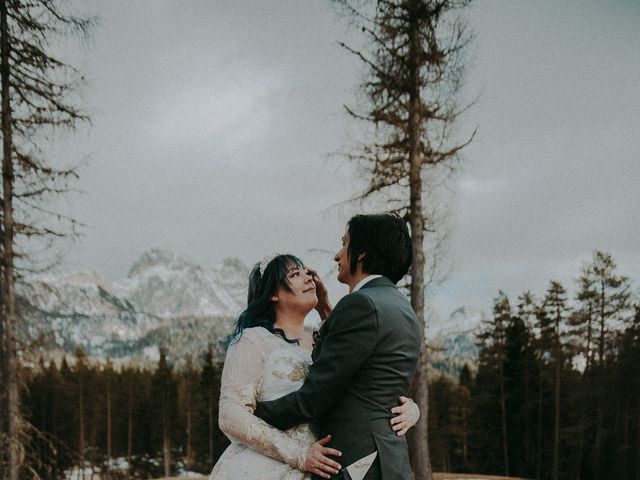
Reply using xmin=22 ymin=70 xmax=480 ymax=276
xmin=163 ymin=423 xmax=171 ymax=478
xmin=208 ymin=389 xmax=214 ymax=467
xmin=406 ymin=9 xmax=431 ymax=480
xmin=553 ymin=355 xmax=561 ymax=480
xmin=462 ymin=406 xmax=468 ymax=467
xmin=0 ymin=305 xmax=5 ymax=476
xmin=594 ymin=402 xmax=603 ymax=480
xmin=127 ymin=380 xmax=133 ymax=466
xmin=536 ymin=369 xmax=543 ymax=480
xmin=575 ymin=374 xmax=588 ymax=480
xmin=576 ymin=306 xmax=593 ymax=480
xmin=636 ymin=399 xmax=640 ymax=480
xmin=1 ymin=2 xmax=21 ymax=478
xmin=622 ymin=410 xmax=630 ymax=479
xmin=0 ymin=278 xmax=6 ymax=477
xmin=598 ymin=285 xmax=605 ymax=366
xmin=525 ymin=366 xmax=530 ymax=467
xmin=586 ymin=305 xmax=594 ymax=372
xmin=185 ymin=374 xmax=193 ymax=473
xmin=78 ymin=369 xmax=85 ymax=479
xmin=106 ymin=372 xmax=112 ymax=480
xmin=499 ymin=350 xmax=509 ymax=476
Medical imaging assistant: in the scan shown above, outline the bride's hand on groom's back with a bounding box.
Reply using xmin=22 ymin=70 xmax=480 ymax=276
xmin=390 ymin=396 xmax=420 ymax=436
xmin=305 ymin=434 xmax=342 ymax=478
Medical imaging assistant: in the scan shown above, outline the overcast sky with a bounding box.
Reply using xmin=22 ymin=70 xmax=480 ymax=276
xmin=54 ymin=0 xmax=640 ymax=318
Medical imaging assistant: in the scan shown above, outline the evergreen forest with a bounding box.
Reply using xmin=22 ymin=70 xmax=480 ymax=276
xmin=19 ymin=251 xmax=639 ymax=480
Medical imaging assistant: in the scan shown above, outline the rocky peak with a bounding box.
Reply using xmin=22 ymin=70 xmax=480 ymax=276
xmin=127 ymin=249 xmax=199 ymax=278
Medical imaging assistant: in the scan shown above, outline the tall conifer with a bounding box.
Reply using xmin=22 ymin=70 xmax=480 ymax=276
xmin=542 ymin=281 xmax=570 ymax=480
xmin=333 ymin=2 xmax=475 ymax=474
xmin=0 ymin=2 xmax=91 ymax=476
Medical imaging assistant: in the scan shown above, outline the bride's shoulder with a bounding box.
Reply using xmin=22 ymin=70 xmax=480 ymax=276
xmin=232 ymin=326 xmax=272 ymax=346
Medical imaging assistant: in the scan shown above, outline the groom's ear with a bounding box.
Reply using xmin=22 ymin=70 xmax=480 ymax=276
xmin=357 ymin=252 xmax=366 ymax=262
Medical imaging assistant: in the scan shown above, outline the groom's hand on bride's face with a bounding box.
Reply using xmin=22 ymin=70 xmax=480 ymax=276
xmin=308 ymin=267 xmax=332 ymax=320
xmin=306 ymin=434 xmax=342 ymax=478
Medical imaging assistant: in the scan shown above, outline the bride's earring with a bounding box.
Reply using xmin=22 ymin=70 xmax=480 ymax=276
xmin=271 ymin=296 xmax=278 ymax=302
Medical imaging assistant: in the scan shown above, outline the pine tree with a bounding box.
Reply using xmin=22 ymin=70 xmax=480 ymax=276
xmin=570 ymin=263 xmax=598 ymax=480
xmin=533 ymin=291 xmax=556 ymax=479
xmin=615 ymin=305 xmax=640 ymax=479
xmin=476 ymin=292 xmax=511 ymax=475
xmin=504 ymin=310 xmax=537 ymax=478
xmin=587 ymin=252 xmax=631 ymax=478
xmin=104 ymin=359 xmax=114 ymax=479
xmin=180 ymin=355 xmax=199 ymax=473
xmin=572 ymin=264 xmax=598 ymax=370
xmin=0 ymin=2 xmax=91 ymax=477
xmin=589 ymin=251 xmax=632 ymax=366
xmin=200 ymin=344 xmax=224 ymax=468
xmin=74 ymin=348 xmax=88 ymax=476
xmin=152 ymin=347 xmax=176 ymax=478
xmin=123 ymin=366 xmax=136 ymax=466
xmin=332 ymin=2 xmax=476 ymax=475
xmin=515 ymin=291 xmax=537 ymax=469
xmin=456 ymin=365 xmax=472 ymax=469
xmin=542 ymin=281 xmax=570 ymax=480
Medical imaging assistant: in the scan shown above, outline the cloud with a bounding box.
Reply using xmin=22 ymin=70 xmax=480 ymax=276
xmin=53 ymin=0 xmax=639 ymax=321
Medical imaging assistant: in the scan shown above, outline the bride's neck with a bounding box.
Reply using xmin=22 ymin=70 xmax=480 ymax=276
xmin=273 ymin=311 xmax=306 ymax=339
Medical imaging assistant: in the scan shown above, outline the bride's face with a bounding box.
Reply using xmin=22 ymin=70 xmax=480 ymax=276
xmin=274 ymin=265 xmax=318 ymax=314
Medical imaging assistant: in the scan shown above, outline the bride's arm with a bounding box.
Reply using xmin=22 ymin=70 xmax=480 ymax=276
xmin=218 ymin=331 xmax=309 ymax=471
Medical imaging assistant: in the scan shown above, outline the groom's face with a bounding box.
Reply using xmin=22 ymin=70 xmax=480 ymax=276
xmin=334 ymin=231 xmax=352 ymax=285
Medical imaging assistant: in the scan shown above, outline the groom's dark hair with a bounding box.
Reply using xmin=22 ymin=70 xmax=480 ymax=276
xmin=347 ymin=213 xmax=412 ymax=284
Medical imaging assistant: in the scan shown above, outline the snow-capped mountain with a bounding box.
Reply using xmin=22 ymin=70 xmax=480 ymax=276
xmin=426 ymin=307 xmax=483 ymax=377
xmin=18 ymin=249 xmax=249 ymax=366
xmin=18 ymin=250 xmax=482 ymax=373
xmin=116 ymin=249 xmax=247 ymax=319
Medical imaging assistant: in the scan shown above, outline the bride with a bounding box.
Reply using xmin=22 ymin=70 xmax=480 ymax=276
xmin=208 ymin=254 xmax=418 ymax=479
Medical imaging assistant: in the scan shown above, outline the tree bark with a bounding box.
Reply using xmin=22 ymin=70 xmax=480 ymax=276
xmin=553 ymin=355 xmax=560 ymax=480
xmin=185 ymin=373 xmax=193 ymax=473
xmin=536 ymin=367 xmax=543 ymax=480
xmin=78 ymin=368 xmax=85 ymax=479
xmin=499 ymin=346 xmax=509 ymax=476
xmin=576 ymin=302 xmax=594 ymax=480
xmin=208 ymin=388 xmax=214 ymax=467
xmin=106 ymin=371 xmax=112 ymax=480
xmin=1 ymin=1 xmax=20 ymax=478
xmin=127 ymin=378 xmax=133 ymax=466
xmin=163 ymin=422 xmax=171 ymax=478
xmin=598 ymin=283 xmax=605 ymax=366
xmin=406 ymin=7 xmax=432 ymax=479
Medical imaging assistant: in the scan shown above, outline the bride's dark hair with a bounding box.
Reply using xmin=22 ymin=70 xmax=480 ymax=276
xmin=232 ymin=254 xmax=305 ymax=344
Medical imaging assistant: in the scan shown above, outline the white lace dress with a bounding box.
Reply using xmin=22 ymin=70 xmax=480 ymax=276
xmin=208 ymin=326 xmax=315 ymax=480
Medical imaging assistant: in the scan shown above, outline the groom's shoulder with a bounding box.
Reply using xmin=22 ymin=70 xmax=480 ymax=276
xmin=333 ymin=289 xmax=376 ymax=313
xmin=358 ymin=277 xmax=404 ymax=302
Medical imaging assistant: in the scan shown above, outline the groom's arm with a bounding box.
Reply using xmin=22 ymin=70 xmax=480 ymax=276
xmin=254 ymin=293 xmax=377 ymax=430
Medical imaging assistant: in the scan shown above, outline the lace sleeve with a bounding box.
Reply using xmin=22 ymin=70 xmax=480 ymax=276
xmin=218 ymin=330 xmax=310 ymax=471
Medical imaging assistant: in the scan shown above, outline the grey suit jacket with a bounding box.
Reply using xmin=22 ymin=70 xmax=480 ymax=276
xmin=254 ymin=276 xmax=421 ymax=480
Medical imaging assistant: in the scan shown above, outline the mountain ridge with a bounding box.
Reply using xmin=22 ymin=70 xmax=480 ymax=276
xmin=18 ymin=249 xmax=480 ymax=374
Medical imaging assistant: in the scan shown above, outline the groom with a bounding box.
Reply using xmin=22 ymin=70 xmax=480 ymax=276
xmin=255 ymin=213 xmax=421 ymax=480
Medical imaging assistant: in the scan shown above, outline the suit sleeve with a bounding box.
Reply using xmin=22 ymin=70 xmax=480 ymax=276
xmin=254 ymin=293 xmax=377 ymax=430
